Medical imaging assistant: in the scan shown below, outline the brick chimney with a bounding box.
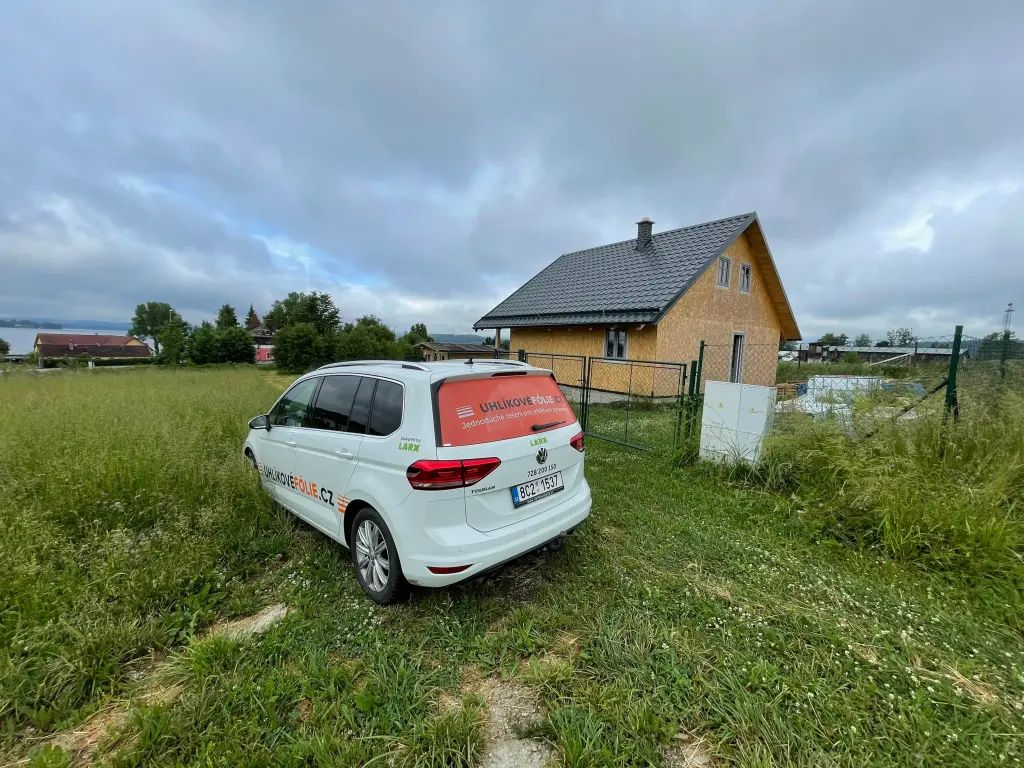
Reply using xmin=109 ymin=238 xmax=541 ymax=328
xmin=636 ymin=217 xmax=653 ymax=249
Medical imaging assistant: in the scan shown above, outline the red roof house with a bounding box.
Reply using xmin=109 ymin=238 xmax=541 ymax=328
xmin=34 ymin=333 xmax=153 ymax=360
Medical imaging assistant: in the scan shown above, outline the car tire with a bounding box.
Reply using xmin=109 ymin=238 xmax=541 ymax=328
xmin=350 ymin=507 xmax=408 ymax=605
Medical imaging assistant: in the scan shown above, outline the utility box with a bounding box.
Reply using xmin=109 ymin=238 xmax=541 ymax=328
xmin=699 ymin=381 xmax=777 ymax=463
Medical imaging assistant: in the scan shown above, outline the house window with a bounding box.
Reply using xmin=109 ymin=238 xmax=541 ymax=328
xmin=605 ymin=328 xmax=627 ymax=359
xmin=740 ymin=263 xmax=752 ymax=293
xmin=730 ymin=333 xmax=745 ymax=383
xmin=717 ymin=256 xmax=731 ymax=288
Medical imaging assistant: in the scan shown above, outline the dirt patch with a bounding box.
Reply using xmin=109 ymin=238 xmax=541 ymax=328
xmin=663 ymin=733 xmax=715 ymax=767
xmin=911 ymin=657 xmax=1003 ymax=708
xmin=208 ymin=603 xmax=289 ymax=640
xmin=939 ymin=664 xmax=1001 ymax=707
xmin=467 ymin=677 xmax=554 ymax=768
xmin=35 ymin=604 xmax=287 ymax=766
xmin=48 ymin=706 xmax=129 ymax=766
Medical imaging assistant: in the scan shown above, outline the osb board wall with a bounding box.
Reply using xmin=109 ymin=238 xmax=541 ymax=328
xmin=509 ymin=325 xmax=659 ymax=362
xmin=655 ymin=231 xmax=783 ymax=386
xmin=509 ymin=326 xmax=680 ymax=395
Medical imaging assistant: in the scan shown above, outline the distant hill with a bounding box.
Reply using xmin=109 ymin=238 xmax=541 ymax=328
xmin=0 ymin=318 xmax=62 ymax=329
xmin=61 ymin=320 xmax=132 ymax=331
xmin=432 ymin=333 xmax=487 ymax=344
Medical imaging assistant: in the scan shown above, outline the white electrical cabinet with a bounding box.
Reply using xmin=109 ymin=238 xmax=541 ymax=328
xmin=699 ymin=381 xmax=777 ymax=463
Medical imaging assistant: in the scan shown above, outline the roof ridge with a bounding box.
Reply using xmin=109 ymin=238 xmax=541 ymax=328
xmin=557 ymin=211 xmax=756 ymax=259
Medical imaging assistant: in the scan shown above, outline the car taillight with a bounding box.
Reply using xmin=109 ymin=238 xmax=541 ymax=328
xmin=570 ymin=431 xmax=585 ymax=452
xmin=406 ymin=458 xmax=501 ymax=490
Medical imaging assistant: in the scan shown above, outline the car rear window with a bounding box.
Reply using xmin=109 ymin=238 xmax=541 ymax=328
xmin=436 ymin=374 xmax=576 ymax=447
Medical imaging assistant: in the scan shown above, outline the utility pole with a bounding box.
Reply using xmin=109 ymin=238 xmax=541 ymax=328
xmin=1001 ymin=302 xmax=1014 ymax=380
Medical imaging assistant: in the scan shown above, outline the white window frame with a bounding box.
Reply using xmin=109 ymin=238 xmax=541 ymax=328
xmin=605 ymin=328 xmax=628 ymax=359
xmin=716 ymin=256 xmax=731 ymax=288
xmin=740 ymin=263 xmax=752 ymax=294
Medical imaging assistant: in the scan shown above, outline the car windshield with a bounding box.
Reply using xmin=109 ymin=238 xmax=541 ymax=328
xmin=436 ymin=373 xmax=576 ymax=447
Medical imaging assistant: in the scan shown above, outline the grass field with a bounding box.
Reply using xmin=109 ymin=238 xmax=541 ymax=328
xmin=2 ymin=367 xmax=1022 ymax=767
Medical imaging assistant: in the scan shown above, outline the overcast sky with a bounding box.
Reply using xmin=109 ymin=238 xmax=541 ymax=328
xmin=1 ymin=1 xmax=1021 ymax=341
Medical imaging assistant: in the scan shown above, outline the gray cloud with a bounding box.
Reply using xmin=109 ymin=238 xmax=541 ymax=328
xmin=0 ymin=0 xmax=1021 ymax=340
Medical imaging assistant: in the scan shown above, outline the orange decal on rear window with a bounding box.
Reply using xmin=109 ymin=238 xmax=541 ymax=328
xmin=437 ymin=375 xmax=576 ymax=447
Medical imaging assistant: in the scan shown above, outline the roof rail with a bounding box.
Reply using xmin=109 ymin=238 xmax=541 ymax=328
xmin=463 ymin=358 xmax=529 ymax=367
xmin=317 ymin=360 xmax=429 ymax=372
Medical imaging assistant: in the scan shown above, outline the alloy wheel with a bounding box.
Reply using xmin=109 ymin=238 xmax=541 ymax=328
xmin=355 ymin=519 xmax=390 ymax=592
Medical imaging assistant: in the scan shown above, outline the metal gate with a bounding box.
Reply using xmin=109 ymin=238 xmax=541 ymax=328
xmin=583 ymin=357 xmax=688 ymax=452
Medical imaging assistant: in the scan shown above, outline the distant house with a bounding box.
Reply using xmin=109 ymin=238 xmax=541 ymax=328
xmin=414 ymin=341 xmax=498 ymax=362
xmin=474 ymin=213 xmax=800 ymax=386
xmin=34 ymin=333 xmax=152 ymax=361
xmin=249 ymin=325 xmax=273 ymax=346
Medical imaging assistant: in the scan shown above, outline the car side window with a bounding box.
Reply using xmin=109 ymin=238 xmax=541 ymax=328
xmin=309 ymin=375 xmax=360 ymax=431
xmin=368 ymin=380 xmax=403 ymax=436
xmin=348 ymin=377 xmax=377 ymax=435
xmin=270 ymin=378 xmax=319 ymax=427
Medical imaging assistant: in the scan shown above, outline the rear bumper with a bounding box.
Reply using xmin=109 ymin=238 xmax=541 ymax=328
xmin=399 ymin=480 xmax=592 ymax=587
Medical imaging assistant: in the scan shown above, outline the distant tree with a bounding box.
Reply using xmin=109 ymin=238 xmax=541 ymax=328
xmin=886 ymin=327 xmax=916 ymax=347
xmin=402 ymin=323 xmax=432 ymax=345
xmin=336 ymin=316 xmax=399 ymax=361
xmin=187 ymin=322 xmax=219 ymax=365
xmin=129 ymin=301 xmax=179 ymax=355
xmin=216 ymin=326 xmax=257 ymax=364
xmin=158 ymin=323 xmax=186 ymax=365
xmin=245 ymin=304 xmax=261 ymax=331
xmin=483 ymin=336 xmax=511 ymax=350
xmin=272 ymin=323 xmax=321 ymax=373
xmin=264 ymin=291 xmax=340 ymax=335
xmin=216 ymin=304 xmax=239 ymax=329
xmin=0 ymin=338 xmax=9 ymax=355
xmin=816 ymin=332 xmax=849 ymax=346
xmin=779 ymin=340 xmax=797 ymax=352
xmin=853 ymin=333 xmax=872 ymax=347
xmin=841 ymin=351 xmax=861 ymax=364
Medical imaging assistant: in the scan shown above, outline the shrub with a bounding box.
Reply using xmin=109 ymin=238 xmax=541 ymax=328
xmin=746 ymin=387 xmax=1024 ymax=576
xmin=271 ymin=323 xmax=321 ymax=373
xmin=216 ymin=326 xmax=256 ymax=364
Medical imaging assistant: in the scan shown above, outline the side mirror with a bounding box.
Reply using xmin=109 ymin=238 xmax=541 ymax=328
xmin=248 ymin=414 xmax=270 ymax=430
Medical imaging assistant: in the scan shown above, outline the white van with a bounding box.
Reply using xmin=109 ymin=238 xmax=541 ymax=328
xmin=243 ymin=359 xmax=591 ymax=603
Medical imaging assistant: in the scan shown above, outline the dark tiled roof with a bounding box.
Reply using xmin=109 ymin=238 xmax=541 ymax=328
xmin=416 ymin=342 xmax=496 ymax=353
xmin=37 ymin=343 xmax=153 ymax=358
xmin=35 ymin=333 xmax=141 ymax=346
xmin=475 ymin=212 xmax=756 ymax=329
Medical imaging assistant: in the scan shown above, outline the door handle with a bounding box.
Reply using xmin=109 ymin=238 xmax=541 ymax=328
xmin=285 ymin=440 xmax=297 ymax=447
xmin=335 ymin=448 xmax=353 ymax=458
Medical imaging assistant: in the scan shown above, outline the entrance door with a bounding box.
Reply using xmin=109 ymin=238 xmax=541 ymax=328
xmin=730 ymin=333 xmax=745 ymax=383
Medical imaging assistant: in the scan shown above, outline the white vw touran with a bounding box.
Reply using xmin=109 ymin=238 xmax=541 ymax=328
xmin=243 ymin=359 xmax=591 ymax=603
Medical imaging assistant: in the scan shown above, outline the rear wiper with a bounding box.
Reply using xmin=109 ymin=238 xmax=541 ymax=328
xmin=531 ymin=420 xmax=566 ymax=432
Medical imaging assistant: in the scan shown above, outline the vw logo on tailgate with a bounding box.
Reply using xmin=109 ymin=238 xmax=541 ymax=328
xmin=536 ymin=447 xmax=548 ymax=464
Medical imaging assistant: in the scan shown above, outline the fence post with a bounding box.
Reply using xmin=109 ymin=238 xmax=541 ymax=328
xmin=674 ymin=363 xmax=687 ymax=450
xmin=585 ymin=356 xmax=593 ymax=430
xmin=685 ymin=358 xmax=698 ymax=439
xmin=517 ymin=348 xmax=527 ymax=363
xmin=696 ymin=341 xmax=706 ymax=393
xmin=944 ymin=325 xmax=963 ymax=422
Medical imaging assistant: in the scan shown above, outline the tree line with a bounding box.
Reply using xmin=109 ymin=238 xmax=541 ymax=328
xmin=266 ymin=292 xmax=431 ymax=373
xmin=128 ymin=292 xmax=433 ymax=373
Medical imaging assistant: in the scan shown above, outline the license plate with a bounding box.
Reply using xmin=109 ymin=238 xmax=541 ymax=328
xmin=510 ymin=471 xmax=564 ymax=507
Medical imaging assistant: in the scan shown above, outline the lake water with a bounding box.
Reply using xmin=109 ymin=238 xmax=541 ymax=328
xmin=0 ymin=328 xmax=131 ymax=355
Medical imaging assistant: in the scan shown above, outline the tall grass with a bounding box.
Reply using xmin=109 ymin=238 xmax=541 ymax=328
xmin=742 ymin=381 xmax=1024 ymax=577
xmin=0 ymin=368 xmax=288 ymax=736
